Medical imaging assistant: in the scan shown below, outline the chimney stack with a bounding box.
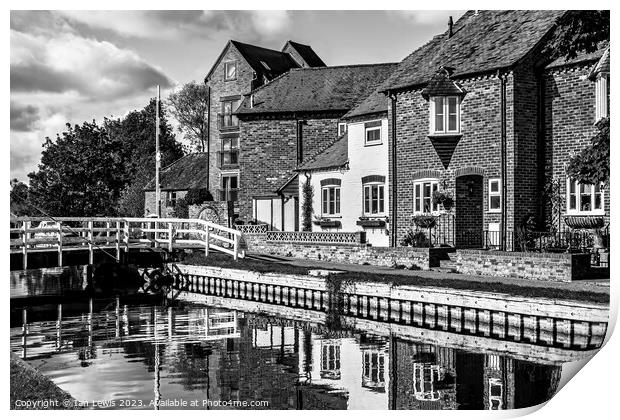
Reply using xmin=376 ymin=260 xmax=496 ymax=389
xmin=448 ymin=16 xmax=454 ymax=38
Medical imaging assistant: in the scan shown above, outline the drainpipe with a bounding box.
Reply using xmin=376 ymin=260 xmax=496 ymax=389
xmin=499 ymin=72 xmax=508 ymax=251
xmin=389 ymin=91 xmax=398 ymax=247
xmin=205 ymin=84 xmax=211 ymax=192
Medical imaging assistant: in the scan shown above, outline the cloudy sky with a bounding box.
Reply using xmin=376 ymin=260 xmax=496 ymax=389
xmin=10 ymin=10 xmax=465 ymax=182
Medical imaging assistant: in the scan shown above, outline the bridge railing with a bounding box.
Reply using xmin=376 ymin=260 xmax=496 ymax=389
xmin=10 ymin=216 xmax=244 ymax=269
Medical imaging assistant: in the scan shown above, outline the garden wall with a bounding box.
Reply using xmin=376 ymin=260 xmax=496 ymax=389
xmin=242 ymin=233 xmax=448 ymax=270
xmin=454 ymin=249 xmax=592 ymax=282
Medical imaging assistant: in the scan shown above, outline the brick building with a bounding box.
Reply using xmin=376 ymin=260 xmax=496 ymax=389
xmin=378 ymin=10 xmax=610 ymax=248
xmin=204 ymin=39 xmax=325 ymax=208
xmin=234 ymin=63 xmax=396 ymax=230
xmin=144 ymin=152 xmax=208 ymax=217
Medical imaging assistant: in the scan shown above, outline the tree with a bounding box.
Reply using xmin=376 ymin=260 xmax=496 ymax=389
xmin=10 ymin=179 xmax=33 ymax=216
xmin=544 ymin=10 xmax=609 ymax=60
xmin=27 ymin=121 xmax=127 ymax=216
xmin=168 ymin=82 xmax=210 ymax=151
xmin=301 ymin=176 xmax=314 ymax=231
xmin=566 ymin=118 xmax=609 ymax=186
xmin=109 ymin=98 xmax=185 ymax=216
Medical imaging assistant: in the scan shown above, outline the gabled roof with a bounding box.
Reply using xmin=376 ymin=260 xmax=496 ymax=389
xmin=297 ymin=134 xmax=348 ymax=172
xmin=546 ymin=42 xmax=608 ymax=71
xmin=380 ymin=10 xmax=565 ymax=92
xmin=589 ymin=46 xmax=610 ymax=80
xmin=343 ymin=89 xmax=389 ymax=119
xmin=144 ymin=153 xmax=207 ymax=191
xmin=421 ymin=67 xmax=466 ymax=99
xmin=284 ymin=40 xmax=327 ymax=67
xmin=236 ymin=63 xmax=397 ymax=116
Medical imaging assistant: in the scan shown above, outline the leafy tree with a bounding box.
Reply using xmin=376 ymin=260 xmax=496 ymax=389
xmin=566 ymin=118 xmax=609 ymax=186
xmin=301 ymin=176 xmax=314 ymax=231
xmin=167 ymin=82 xmax=210 ymax=153
xmin=28 ymin=121 xmax=126 ymax=216
xmin=109 ymin=98 xmax=185 ymax=216
xmin=545 ymin=10 xmax=609 ymax=60
xmin=10 ymin=179 xmax=34 ymax=216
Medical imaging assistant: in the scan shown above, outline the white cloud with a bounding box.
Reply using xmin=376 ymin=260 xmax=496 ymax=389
xmin=249 ymin=11 xmax=291 ymax=37
xmin=392 ymin=10 xmax=466 ymax=26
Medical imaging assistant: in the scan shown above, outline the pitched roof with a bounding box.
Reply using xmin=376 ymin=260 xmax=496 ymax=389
xmin=343 ymin=89 xmax=389 ymax=119
xmin=421 ymin=67 xmax=467 ymax=99
xmin=284 ymin=40 xmax=326 ymax=67
xmin=230 ymin=40 xmax=301 ymax=80
xmin=236 ymin=63 xmax=397 ymax=115
xmin=589 ymin=46 xmax=610 ymax=79
xmin=380 ymin=10 xmax=565 ymax=92
xmin=297 ymin=133 xmax=348 ymax=172
xmin=144 ymin=153 xmax=207 ymax=191
xmin=546 ymin=42 xmax=608 ymax=71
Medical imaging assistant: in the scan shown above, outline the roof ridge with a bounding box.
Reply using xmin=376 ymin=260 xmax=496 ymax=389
xmin=288 ymin=62 xmax=397 ymax=71
xmin=230 ymin=39 xmax=285 ymax=56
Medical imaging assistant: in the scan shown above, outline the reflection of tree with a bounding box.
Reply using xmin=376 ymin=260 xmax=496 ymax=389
xmin=167 ymin=342 xmax=211 ymax=392
xmin=11 ymin=266 xmax=84 ymax=297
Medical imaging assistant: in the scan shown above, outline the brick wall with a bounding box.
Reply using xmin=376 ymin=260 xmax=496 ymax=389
xmin=543 ymin=62 xmax=610 ymax=229
xmin=144 ymin=190 xmax=188 ymax=217
xmin=206 ymin=44 xmax=255 ymax=195
xmin=242 ymin=233 xmax=445 ymax=269
xmin=454 ymin=249 xmax=591 ymax=282
xmin=237 ymin=115 xmax=341 ymax=220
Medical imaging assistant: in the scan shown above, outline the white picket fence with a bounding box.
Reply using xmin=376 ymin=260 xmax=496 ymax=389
xmin=10 ymin=216 xmax=244 ymax=268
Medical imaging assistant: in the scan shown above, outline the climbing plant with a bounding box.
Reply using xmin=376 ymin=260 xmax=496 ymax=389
xmin=301 ymin=175 xmax=314 ymax=231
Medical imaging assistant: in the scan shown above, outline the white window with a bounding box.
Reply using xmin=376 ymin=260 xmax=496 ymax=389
xmin=430 ymin=96 xmax=460 ymax=134
xmin=364 ymin=121 xmax=382 ymax=145
xmin=566 ymin=178 xmax=604 ymax=215
xmin=166 ymin=191 xmax=177 ymax=207
xmin=338 ymin=122 xmax=347 ymax=137
xmin=413 ymin=179 xmax=439 ymax=214
xmin=322 ymin=185 xmax=341 ymax=216
xmin=595 ymin=74 xmax=609 ymax=122
xmin=363 ymin=183 xmax=385 ymax=215
xmin=488 ymin=178 xmax=501 ymax=213
xmin=224 ymin=61 xmax=237 ymax=81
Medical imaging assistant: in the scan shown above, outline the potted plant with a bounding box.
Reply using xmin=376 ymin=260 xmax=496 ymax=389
xmin=432 ymin=190 xmax=454 ymax=211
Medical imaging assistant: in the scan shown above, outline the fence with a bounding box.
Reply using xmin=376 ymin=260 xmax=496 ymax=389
xmin=265 ymin=230 xmax=366 ymax=245
xmin=10 ymin=216 xmax=244 ymax=269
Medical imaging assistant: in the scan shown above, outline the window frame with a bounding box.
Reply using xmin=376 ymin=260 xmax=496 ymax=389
xmin=413 ymin=178 xmax=439 ymax=214
xmin=338 ymin=122 xmax=347 ymax=137
xmin=566 ymin=178 xmax=605 ymax=215
xmin=429 ymin=96 xmax=461 ymax=135
xmin=224 ymin=61 xmax=237 ymax=81
xmin=220 ymin=99 xmax=239 ymax=129
xmin=321 ymin=184 xmax=341 ymax=216
xmin=166 ymin=191 xmax=177 ymax=208
xmin=362 ymin=182 xmax=385 ymax=216
xmin=488 ymin=178 xmax=501 ymax=213
xmin=595 ymin=73 xmax=609 ymax=123
xmin=365 ymin=126 xmax=382 ymax=146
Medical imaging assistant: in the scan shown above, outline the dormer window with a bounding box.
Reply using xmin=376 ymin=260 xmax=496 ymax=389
xmin=430 ymin=96 xmax=460 ymax=135
xmin=364 ymin=121 xmax=382 ymax=146
xmin=224 ymin=61 xmax=237 ymax=81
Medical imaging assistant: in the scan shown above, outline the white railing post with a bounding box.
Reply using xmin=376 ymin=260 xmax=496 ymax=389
xmin=124 ymin=221 xmax=130 ymax=251
xmin=115 ymin=221 xmax=121 ymax=260
xmin=57 ymin=222 xmax=63 ymax=266
xmin=168 ymin=222 xmax=174 ymax=252
xmin=233 ymin=232 xmax=239 ymax=261
xmin=88 ymin=220 xmax=94 ymax=265
xmin=106 ymin=221 xmax=111 ymax=246
xmin=22 ymin=220 xmax=29 ymax=270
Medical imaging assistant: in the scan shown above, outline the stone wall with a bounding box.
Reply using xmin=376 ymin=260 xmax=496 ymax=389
xmin=454 ymin=249 xmax=592 ymax=282
xmin=242 ymin=233 xmax=446 ymax=269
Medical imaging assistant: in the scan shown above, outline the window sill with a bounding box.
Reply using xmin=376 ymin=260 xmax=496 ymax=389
xmin=219 ymin=126 xmax=240 ymax=132
xmin=487 ymin=209 xmax=502 ymax=214
xmin=427 ymin=133 xmax=462 ymax=140
xmin=566 ymin=211 xmax=606 ymax=217
xmin=364 ymin=142 xmax=383 ymax=147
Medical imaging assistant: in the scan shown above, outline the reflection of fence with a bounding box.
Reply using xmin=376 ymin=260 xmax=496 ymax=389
xmin=265 ymin=231 xmax=366 ymax=244
xmin=10 ymin=216 xmax=244 ymax=268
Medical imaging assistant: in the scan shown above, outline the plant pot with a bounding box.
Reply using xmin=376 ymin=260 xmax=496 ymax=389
xmin=564 ymin=216 xmax=605 ymax=229
xmin=356 ymin=219 xmax=386 ymax=228
xmin=318 ymin=220 xmax=341 ymax=228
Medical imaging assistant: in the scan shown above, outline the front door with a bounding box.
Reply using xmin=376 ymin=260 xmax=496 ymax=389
xmin=455 ymin=175 xmax=484 ymax=248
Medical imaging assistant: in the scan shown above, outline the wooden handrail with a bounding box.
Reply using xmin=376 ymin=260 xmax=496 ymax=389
xmin=10 ymin=216 xmax=244 ymax=267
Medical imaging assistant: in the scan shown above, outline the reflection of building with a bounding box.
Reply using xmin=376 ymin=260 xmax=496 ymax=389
xmin=320 ymin=340 xmax=342 ymax=380
xmin=361 ymin=348 xmax=386 ymax=391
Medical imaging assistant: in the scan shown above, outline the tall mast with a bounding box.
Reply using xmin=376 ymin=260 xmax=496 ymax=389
xmin=155 ymin=85 xmax=161 ymax=217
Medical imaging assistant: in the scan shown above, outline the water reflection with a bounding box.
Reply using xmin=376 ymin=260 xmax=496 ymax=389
xmin=11 ymin=301 xmax=567 ymax=410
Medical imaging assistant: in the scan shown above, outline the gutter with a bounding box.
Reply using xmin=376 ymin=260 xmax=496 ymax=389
xmin=205 ymin=84 xmax=211 ymax=192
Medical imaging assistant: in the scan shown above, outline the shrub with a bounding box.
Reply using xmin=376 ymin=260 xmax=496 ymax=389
xmin=412 ymin=215 xmax=437 ymax=229
xmin=301 ymin=176 xmax=314 ymax=231
xmin=184 ymin=188 xmax=213 ymax=205
xmin=400 ymin=229 xmax=431 ymax=247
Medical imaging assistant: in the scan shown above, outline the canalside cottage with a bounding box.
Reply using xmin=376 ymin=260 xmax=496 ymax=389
xmin=379 ymin=10 xmax=609 ymax=250
xmin=234 ymin=63 xmax=396 ymax=231
xmin=204 ymin=40 xmax=325 ymax=205
xmin=297 ymin=87 xmax=391 ymax=246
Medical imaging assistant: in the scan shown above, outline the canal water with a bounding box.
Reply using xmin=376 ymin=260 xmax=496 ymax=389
xmin=9 ymin=267 xmax=602 ymax=410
